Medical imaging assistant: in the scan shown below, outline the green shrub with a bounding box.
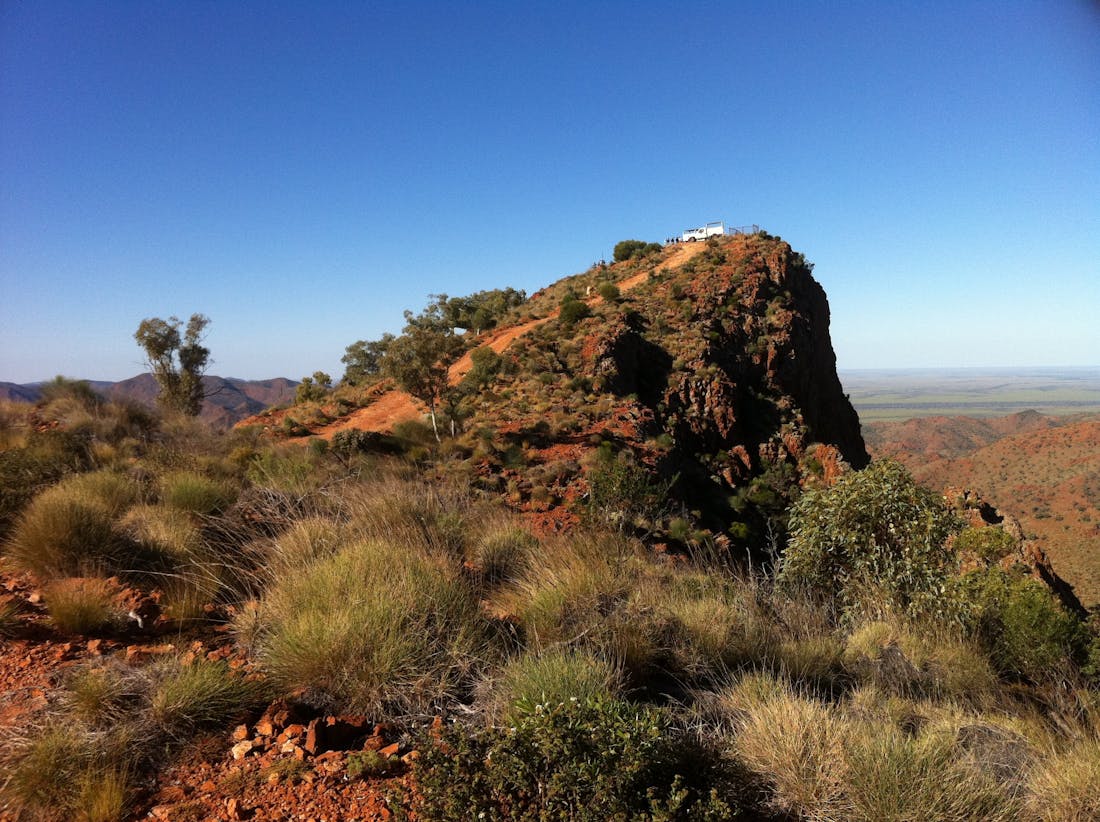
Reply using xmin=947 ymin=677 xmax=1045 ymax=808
xmin=959 ymin=567 xmax=1085 ymax=680
xmin=612 ymin=239 xmax=661 ymax=262
xmin=347 ymin=749 xmax=402 ymax=780
xmin=296 ymin=371 xmax=332 ymax=404
xmin=779 ymin=459 xmax=961 ymax=621
xmin=0 ymin=432 xmax=87 ymax=537
xmin=416 ymin=696 xmax=735 ymax=820
xmin=558 ymin=296 xmax=591 ymax=328
xmin=597 ymin=282 xmax=621 ymax=301
xmin=585 ymin=447 xmax=673 ymax=532
xmin=954 ymin=526 xmax=1017 ymax=563
xmin=245 ymin=537 xmax=488 ymax=715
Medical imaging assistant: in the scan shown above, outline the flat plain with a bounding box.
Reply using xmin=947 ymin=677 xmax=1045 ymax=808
xmin=840 ymin=367 xmax=1100 ymax=422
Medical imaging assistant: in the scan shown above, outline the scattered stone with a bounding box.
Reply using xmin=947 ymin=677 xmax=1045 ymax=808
xmin=231 ymin=724 xmax=250 ymax=742
xmin=230 ymin=740 xmax=254 ymax=760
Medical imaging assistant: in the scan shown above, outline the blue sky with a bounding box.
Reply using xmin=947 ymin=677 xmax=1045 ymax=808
xmin=1 ymin=0 xmax=1097 ymax=383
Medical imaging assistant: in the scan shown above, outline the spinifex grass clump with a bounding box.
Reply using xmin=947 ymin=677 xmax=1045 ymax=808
xmin=6 ymin=470 xmax=142 ymax=579
xmin=160 ymin=470 xmax=237 ymax=516
xmin=43 ymin=577 xmax=118 ymax=634
xmin=147 ymin=657 xmax=267 ymax=736
xmin=478 ymin=649 xmax=621 ymax=724
xmin=244 ymin=536 xmax=489 ymax=715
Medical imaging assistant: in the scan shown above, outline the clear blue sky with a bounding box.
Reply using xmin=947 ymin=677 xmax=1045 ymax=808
xmin=2 ymin=1 xmax=1097 ymax=383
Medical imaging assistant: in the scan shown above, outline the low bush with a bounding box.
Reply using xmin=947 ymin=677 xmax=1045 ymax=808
xmin=347 ymin=749 xmax=402 ymax=780
xmin=597 ymin=282 xmax=621 ymax=301
xmin=959 ymin=567 xmax=1085 ymax=681
xmin=954 ymin=526 xmax=1017 ymax=563
xmin=779 ymin=459 xmax=961 ymax=622
xmin=558 ymin=295 xmax=591 ymax=328
xmin=245 ymin=537 xmax=488 ymax=715
xmin=416 ymin=696 xmax=736 ymax=820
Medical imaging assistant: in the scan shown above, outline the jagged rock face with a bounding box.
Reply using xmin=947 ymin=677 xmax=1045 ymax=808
xmin=586 ymin=235 xmax=868 ymax=486
xmin=949 ymin=488 xmax=1087 ymax=617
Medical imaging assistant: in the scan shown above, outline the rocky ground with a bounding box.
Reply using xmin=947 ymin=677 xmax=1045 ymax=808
xmin=0 ymin=569 xmax=414 ymax=822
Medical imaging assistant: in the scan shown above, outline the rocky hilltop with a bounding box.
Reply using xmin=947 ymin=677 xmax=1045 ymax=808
xmin=247 ymin=232 xmax=868 ymax=553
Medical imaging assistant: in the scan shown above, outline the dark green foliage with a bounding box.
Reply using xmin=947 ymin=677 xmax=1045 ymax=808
xmin=432 ymin=288 xmax=527 ymax=332
xmin=38 ymin=376 xmax=101 ymax=408
xmin=558 ymin=295 xmax=591 ymax=329
xmin=779 ymin=459 xmax=962 ymax=621
xmin=133 ymin=314 xmax=210 ymax=416
xmin=348 ymin=749 xmax=403 ymax=780
xmin=613 ymin=240 xmax=661 ymax=263
xmin=959 ymin=567 xmax=1086 ymax=680
xmin=463 ymin=346 xmax=504 ymax=391
xmin=597 ymin=282 xmax=621 ymax=301
xmin=341 ymin=334 xmax=395 ymax=386
xmin=415 ymin=697 xmax=737 ymax=821
xmin=296 ymin=371 xmax=333 ymax=403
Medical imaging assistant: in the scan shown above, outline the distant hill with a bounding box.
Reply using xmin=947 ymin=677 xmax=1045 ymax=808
xmin=866 ymin=411 xmax=1100 ymax=608
xmin=0 ymin=374 xmax=297 ymax=428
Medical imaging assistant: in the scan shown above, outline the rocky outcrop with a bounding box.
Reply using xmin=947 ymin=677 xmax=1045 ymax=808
xmin=949 ymin=488 xmax=1087 ymax=617
xmin=586 ymin=234 xmax=868 ymax=485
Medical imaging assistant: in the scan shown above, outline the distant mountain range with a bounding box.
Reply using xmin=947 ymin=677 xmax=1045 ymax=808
xmin=0 ymin=374 xmax=297 ymax=429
